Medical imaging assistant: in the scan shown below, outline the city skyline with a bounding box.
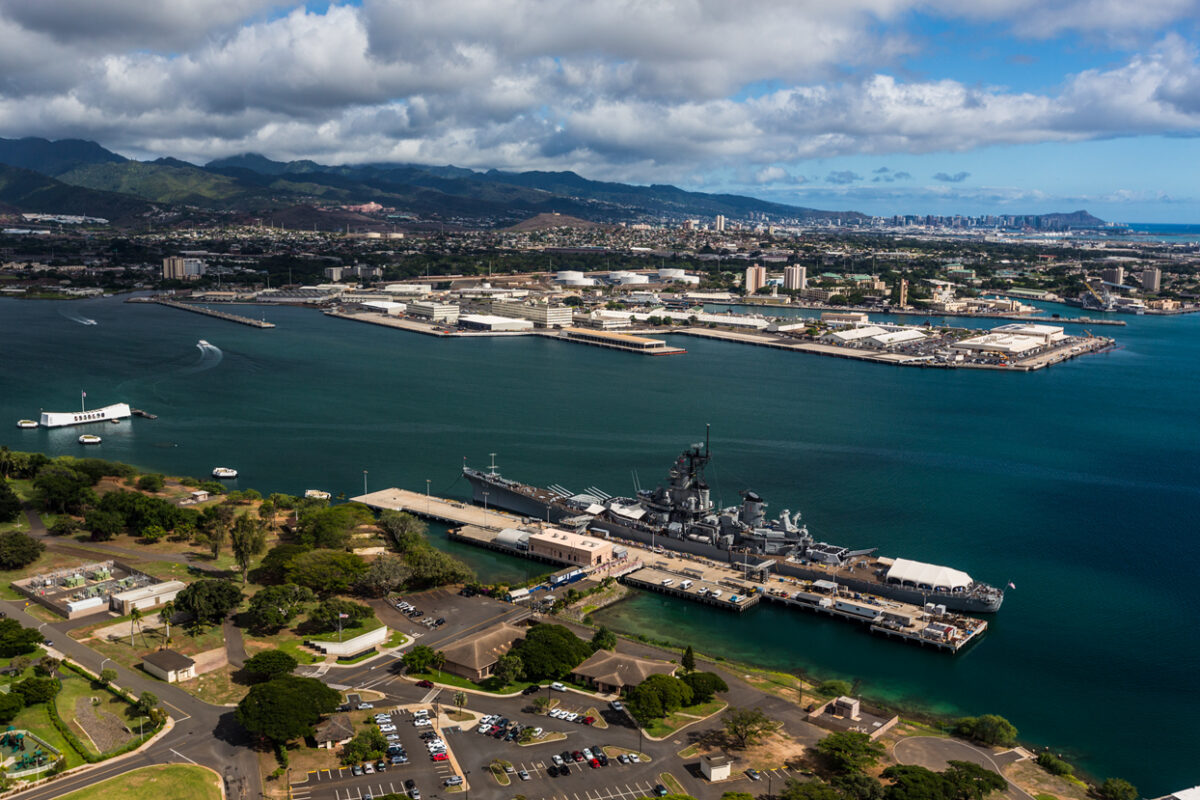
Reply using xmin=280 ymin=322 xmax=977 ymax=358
xmin=1 ymin=1 xmax=1198 ymax=221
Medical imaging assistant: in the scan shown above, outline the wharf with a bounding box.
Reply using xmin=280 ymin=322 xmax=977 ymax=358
xmin=718 ymin=300 xmax=1127 ymax=326
xmin=150 ymin=299 xmax=275 ymax=328
xmin=352 ymin=488 xmax=523 ymax=531
xmin=621 ymin=566 xmax=760 ymax=611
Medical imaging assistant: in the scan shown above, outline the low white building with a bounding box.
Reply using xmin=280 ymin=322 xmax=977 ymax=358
xmin=492 ymin=300 xmax=574 ymax=328
xmin=109 ymin=580 xmax=185 ymax=614
xmin=407 ymin=301 xmax=460 ymax=324
xmin=361 ymin=300 xmax=407 ymax=316
xmin=824 ymin=325 xmax=888 ymax=344
xmin=383 ymin=284 xmax=433 ymax=296
xmin=142 ymin=649 xmax=196 ymax=683
xmin=952 ymin=333 xmax=1043 ymax=356
xmin=870 ymin=329 xmax=927 ymax=348
xmin=458 ymin=314 xmax=534 ymax=332
xmin=701 ymin=755 xmax=732 ymax=781
xmin=990 ymin=323 xmax=1066 ymax=345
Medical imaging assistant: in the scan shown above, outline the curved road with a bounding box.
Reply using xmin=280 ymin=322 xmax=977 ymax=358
xmin=892 ymin=736 xmax=1032 ymax=800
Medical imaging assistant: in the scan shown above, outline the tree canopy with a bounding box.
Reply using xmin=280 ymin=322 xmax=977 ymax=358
xmin=0 ymin=531 xmax=45 ymax=569
xmin=252 ymin=543 xmax=312 ymax=585
xmin=235 ymin=675 xmax=340 ymax=744
xmin=509 ymin=623 xmax=592 ymax=681
xmin=173 ymin=579 xmax=244 ymax=630
xmin=1096 ymin=778 xmax=1138 ymax=800
xmin=780 ymin=780 xmax=842 ymax=800
xmin=33 ymin=463 xmax=94 ymax=514
xmin=0 ymin=619 xmax=43 ymax=658
xmin=243 ymin=649 xmax=299 ymax=682
xmin=0 ymin=480 xmax=21 ymax=523
xmin=308 ymin=598 xmax=373 ymax=633
xmin=816 ymin=731 xmax=886 ymax=774
xmin=355 ymin=555 xmax=413 ymax=598
xmin=721 ymin=707 xmax=776 ymax=748
xmin=627 ymin=674 xmax=693 ymax=724
xmin=285 ymin=549 xmax=368 ymax=596
xmin=953 ymin=715 xmax=1018 ymax=747
xmin=682 ymin=671 xmax=727 ymax=704
xmin=591 ymin=627 xmax=617 ymax=651
xmin=401 ymin=644 xmax=443 ymax=673
xmin=295 ymin=504 xmax=374 ymax=549
xmin=244 ymin=583 xmax=315 ymax=633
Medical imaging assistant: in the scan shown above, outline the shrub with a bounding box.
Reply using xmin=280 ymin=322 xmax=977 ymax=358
xmin=1036 ymin=752 xmax=1072 ymax=777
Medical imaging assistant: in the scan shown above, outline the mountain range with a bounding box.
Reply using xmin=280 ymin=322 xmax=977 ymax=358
xmin=0 ymin=136 xmax=1106 ymax=230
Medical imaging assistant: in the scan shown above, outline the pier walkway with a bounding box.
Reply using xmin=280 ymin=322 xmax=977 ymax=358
xmin=352 ymin=488 xmax=523 ymax=531
xmin=151 ymin=299 xmax=275 ymax=328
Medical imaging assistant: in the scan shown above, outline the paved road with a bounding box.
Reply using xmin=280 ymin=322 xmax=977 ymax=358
xmin=892 ymin=736 xmax=1033 ymax=800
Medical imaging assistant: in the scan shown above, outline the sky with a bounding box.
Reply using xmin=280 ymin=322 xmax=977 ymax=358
xmin=1 ymin=0 xmax=1198 ymax=222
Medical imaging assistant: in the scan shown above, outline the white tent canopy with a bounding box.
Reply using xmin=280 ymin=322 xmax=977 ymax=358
xmin=885 ymin=558 xmax=973 ymax=592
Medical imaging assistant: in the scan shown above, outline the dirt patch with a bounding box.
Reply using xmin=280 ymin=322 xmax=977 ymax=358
xmin=191 ymin=647 xmax=228 ymax=676
xmin=72 ymin=695 xmax=133 ymax=754
xmin=683 ymin=729 xmax=808 ymax=772
xmin=1004 ymin=759 xmax=1090 ymax=800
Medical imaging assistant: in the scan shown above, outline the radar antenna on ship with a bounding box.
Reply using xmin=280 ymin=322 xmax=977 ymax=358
xmin=488 ymin=452 xmax=499 ymax=477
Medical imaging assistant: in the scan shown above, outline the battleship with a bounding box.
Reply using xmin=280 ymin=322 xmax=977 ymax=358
xmin=464 ymin=429 xmax=1004 ymax=613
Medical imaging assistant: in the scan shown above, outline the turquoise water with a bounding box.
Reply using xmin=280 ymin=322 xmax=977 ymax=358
xmin=2 ymin=296 xmax=1198 ymax=794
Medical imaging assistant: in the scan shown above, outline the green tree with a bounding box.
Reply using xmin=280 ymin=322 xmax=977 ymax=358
xmin=509 ymin=623 xmax=592 ymax=680
xmin=818 ymin=680 xmax=853 ymax=697
xmin=355 ymin=555 xmax=413 ymax=597
xmin=243 ymin=650 xmax=300 ymax=682
xmin=135 ymin=691 xmax=159 ymax=716
xmin=140 ymin=524 xmax=167 ymax=543
xmin=235 ymin=675 xmax=340 ymax=745
xmin=231 ymin=514 xmax=268 ymax=582
xmin=99 ymin=668 xmax=118 ymax=687
xmin=159 ymin=600 xmax=175 ymax=642
xmin=0 ymin=619 xmax=43 ymax=657
xmin=454 ymin=691 xmax=467 ymax=712
xmin=307 ymin=598 xmax=372 ymax=633
xmin=341 ymin=727 xmax=388 ymax=765
xmin=33 ymin=463 xmax=93 ymax=514
xmin=129 ymin=606 xmax=144 ymax=647
xmin=721 ymin=793 xmax=756 ymax=800
xmin=258 ymin=499 xmax=276 ymax=533
xmin=174 ymin=578 xmax=244 ymax=631
xmin=721 ymin=707 xmax=775 ymax=748
xmin=942 ymin=761 xmax=1006 ymax=800
xmin=402 ymin=645 xmax=441 ymax=673
xmin=136 ymin=474 xmax=165 ymax=492
xmin=492 ymin=652 xmax=523 ymax=686
xmin=681 ymin=645 xmax=696 ymax=673
xmin=0 ymin=531 xmax=45 ymax=569
xmin=1096 ymin=778 xmax=1138 ymax=800
xmin=881 ymin=765 xmax=952 ymax=800
xmin=591 ymin=627 xmax=617 ymax=651
xmin=295 ymin=504 xmax=374 ymax=549
xmin=48 ymin=517 xmax=81 ymax=537
xmin=0 ymin=693 xmax=24 ymax=723
xmin=245 ymin=584 xmax=315 ymax=633
xmin=779 ymin=779 xmax=842 ymax=800
xmin=627 ymin=674 xmax=693 ymax=724
xmin=0 ymin=480 xmax=21 ymax=524
xmin=378 ymin=510 xmax=428 ymax=551
xmin=403 ymin=546 xmax=474 ymax=589
xmin=14 ymin=676 xmax=61 ymax=705
xmin=681 ymin=671 xmax=727 ymax=703
xmin=816 ymin=731 xmax=885 ymax=774
xmin=252 ymin=543 xmax=311 ymax=585
xmin=1035 ymin=752 xmax=1072 ymax=777
xmin=84 ymin=509 xmax=124 ymax=541
xmin=833 ymin=773 xmax=884 ymax=800
xmin=953 ymin=715 xmax=1018 ymax=747
xmin=285 ymin=550 xmax=368 ymax=596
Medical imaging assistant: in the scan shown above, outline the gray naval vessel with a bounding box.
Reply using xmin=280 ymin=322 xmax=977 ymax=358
xmin=463 ymin=429 xmax=1005 ymax=614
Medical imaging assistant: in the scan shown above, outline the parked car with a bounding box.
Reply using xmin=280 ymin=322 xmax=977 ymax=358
xmin=654 ymin=785 xmax=668 ymax=797
xmin=629 ymin=753 xmax=641 ymax=764
xmin=363 ymin=763 xmax=375 ymax=774
xmin=551 ymin=754 xmax=564 ymax=766
xmin=376 ymin=760 xmax=388 ymax=772
xmin=550 ymin=682 xmax=566 ymax=691
xmin=589 ymin=758 xmax=601 ymax=769
xmin=358 ymin=702 xmax=375 ymax=710
xmin=444 ymin=776 xmax=464 ymax=787
xmin=610 ymin=700 xmax=624 ymax=711
xmin=747 ymin=769 xmax=763 ymax=781
xmin=617 ymin=754 xmax=630 ymax=765
xmin=518 ymin=770 xmax=530 ymax=781
xmin=431 ymin=753 xmax=448 ymax=762
xmin=390 ymin=755 xmax=408 ymax=765
xmin=352 ymin=765 xmax=364 ymax=776
xmin=546 ymin=765 xmax=558 ymax=778
xmin=521 ymin=685 xmax=541 ymax=695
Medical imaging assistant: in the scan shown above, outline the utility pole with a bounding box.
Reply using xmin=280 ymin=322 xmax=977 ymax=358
xmin=363 ymin=470 xmax=368 ymax=495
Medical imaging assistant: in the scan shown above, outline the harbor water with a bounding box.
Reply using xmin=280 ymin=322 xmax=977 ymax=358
xmin=1 ymin=296 xmax=1198 ymax=795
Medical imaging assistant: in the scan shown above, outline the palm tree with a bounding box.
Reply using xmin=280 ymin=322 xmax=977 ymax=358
xmin=454 ymin=691 xmax=467 ymax=713
xmin=159 ymin=601 xmax=174 ymax=643
xmin=0 ymin=446 xmax=12 ymax=479
xmin=130 ymin=607 xmax=142 ymax=648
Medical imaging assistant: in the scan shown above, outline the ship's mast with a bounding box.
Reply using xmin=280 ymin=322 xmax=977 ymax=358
xmin=488 ymin=452 xmax=499 ymax=476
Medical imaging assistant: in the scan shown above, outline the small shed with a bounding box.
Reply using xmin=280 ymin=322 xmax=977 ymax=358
xmin=142 ymin=649 xmax=196 ymax=683
xmin=701 ymin=754 xmax=732 ymax=781
xmin=314 ymin=713 xmax=356 ymax=749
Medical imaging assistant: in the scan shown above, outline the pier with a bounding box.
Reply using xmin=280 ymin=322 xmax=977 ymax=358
xmin=718 ymin=300 xmax=1127 ymax=326
xmin=364 ymin=485 xmax=986 ymax=653
xmin=150 ymin=299 xmax=276 ymax=328
xmin=353 ymin=488 xmax=524 ymax=530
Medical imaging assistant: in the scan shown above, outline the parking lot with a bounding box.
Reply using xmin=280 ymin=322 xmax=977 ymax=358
xmin=372 ymin=587 xmax=531 ymax=652
xmin=292 ymin=706 xmax=465 ymax=800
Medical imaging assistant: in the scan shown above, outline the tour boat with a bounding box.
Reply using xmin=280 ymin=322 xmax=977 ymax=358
xmin=16 ymin=420 xmax=38 ymax=429
xmin=212 ymin=467 xmax=238 ymax=479
xmin=304 ymin=489 xmax=332 ymax=500
xmin=78 ymin=434 xmax=102 ymax=445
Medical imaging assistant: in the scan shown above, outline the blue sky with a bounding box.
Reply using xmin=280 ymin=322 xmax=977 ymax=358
xmin=0 ymin=0 xmax=1197 ymax=221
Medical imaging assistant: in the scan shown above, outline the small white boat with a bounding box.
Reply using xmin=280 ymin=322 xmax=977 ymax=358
xmin=304 ymin=489 xmax=332 ymax=500
xmin=212 ymin=467 xmax=238 ymax=479
xmin=16 ymin=419 xmax=38 ymax=429
xmin=198 ymin=339 xmax=212 ymax=347
xmin=78 ymin=434 xmax=102 ymax=445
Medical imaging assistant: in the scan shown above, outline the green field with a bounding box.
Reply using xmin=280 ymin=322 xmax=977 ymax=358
xmin=56 ymin=764 xmax=222 ymax=800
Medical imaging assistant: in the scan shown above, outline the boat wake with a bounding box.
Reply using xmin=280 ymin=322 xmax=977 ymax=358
xmin=183 ymin=339 xmax=224 ymax=374
xmin=58 ymin=308 xmax=97 ymax=326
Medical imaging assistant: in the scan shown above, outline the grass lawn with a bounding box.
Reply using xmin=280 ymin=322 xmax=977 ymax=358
xmin=10 ymin=700 xmax=87 ymax=769
xmin=242 ymin=628 xmax=321 ymax=665
xmin=660 ymin=772 xmax=685 ymax=795
xmin=55 ymin=672 xmax=138 ymax=757
xmin=644 ymin=701 xmax=727 ymax=739
xmin=584 ymin=706 xmax=609 ymax=729
xmin=56 ymin=765 xmax=221 ymax=800
xmin=178 ymin=665 xmax=250 ymax=706
xmin=306 ymin=616 xmax=383 ymax=643
xmin=384 ymin=630 xmax=409 ymax=648
xmin=409 ymin=668 xmax=537 ymax=695
xmin=80 ymin=621 xmax=227 ymax=677
xmin=336 ymin=650 xmax=378 ymax=665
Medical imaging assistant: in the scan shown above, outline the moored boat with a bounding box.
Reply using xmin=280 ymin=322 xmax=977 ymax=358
xmin=16 ymin=419 xmax=38 ymax=429
xmin=304 ymin=489 xmax=332 ymax=500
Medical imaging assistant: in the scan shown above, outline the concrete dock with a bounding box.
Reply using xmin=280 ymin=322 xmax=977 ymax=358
xmin=151 ymin=299 xmax=276 ymax=328
xmin=352 ymin=488 xmax=523 ymax=531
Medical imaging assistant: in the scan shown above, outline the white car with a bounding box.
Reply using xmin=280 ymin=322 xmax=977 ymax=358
xmin=532 ymin=727 xmax=543 ymax=737
xmin=551 ymin=754 xmax=564 ymax=766
xmin=379 ymin=725 xmax=397 ymax=733
xmin=565 ymin=712 xmax=578 ymax=722
xmin=548 ymin=709 xmax=561 ymax=719
xmin=476 ymin=724 xmax=490 ymax=734
xmin=414 ymin=718 xmax=432 ymax=727
xmin=550 ymin=682 xmax=566 ymax=691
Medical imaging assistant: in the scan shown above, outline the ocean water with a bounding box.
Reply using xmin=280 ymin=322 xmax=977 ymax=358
xmin=1 ymin=296 xmax=1198 ymax=795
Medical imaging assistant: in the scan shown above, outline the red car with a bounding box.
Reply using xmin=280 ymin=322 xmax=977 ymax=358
xmin=572 ymin=751 xmax=584 ymax=762
xmin=431 ymin=753 xmax=449 ymax=762
xmin=582 ymin=716 xmax=595 ymax=725
xmin=416 ymin=680 xmax=434 ymax=688
xmin=589 ymin=758 xmax=600 ymax=769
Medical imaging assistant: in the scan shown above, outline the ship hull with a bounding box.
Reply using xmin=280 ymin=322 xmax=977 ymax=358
xmin=464 ymin=466 xmax=1003 ymax=614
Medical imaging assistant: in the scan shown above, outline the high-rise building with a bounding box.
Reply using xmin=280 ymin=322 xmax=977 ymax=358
xmin=715 ymin=215 xmax=726 ymax=232
xmin=897 ymin=278 xmax=909 ymax=307
xmin=783 ymin=265 xmax=807 ymax=290
xmin=1100 ymin=267 xmax=1125 ymax=285
xmin=162 ymin=256 xmax=204 ymax=281
xmin=1141 ymin=267 xmax=1161 ymax=293
xmin=744 ymin=265 xmax=767 ymax=295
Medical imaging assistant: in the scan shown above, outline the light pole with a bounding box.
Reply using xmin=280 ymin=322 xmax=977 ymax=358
xmin=363 ymin=470 xmax=368 ymax=495
xmin=465 ymin=769 xmax=471 ymax=800
xmin=426 ymin=479 xmax=431 ymax=514
xmin=482 ymin=492 xmax=489 ymax=527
